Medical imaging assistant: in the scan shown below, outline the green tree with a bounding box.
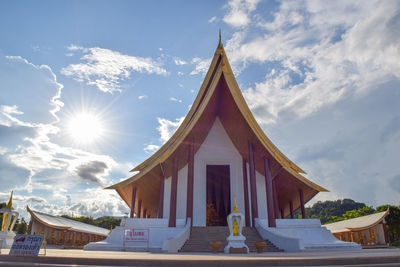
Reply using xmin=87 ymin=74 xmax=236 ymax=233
xmin=329 ymin=206 xmax=375 ymax=223
xmin=12 ymin=217 xmax=28 ymax=234
xmin=95 ymin=216 xmax=121 ymax=230
xmin=299 ymin=199 xmax=366 ymax=224
xmin=342 ymin=206 xmax=374 ymax=220
xmin=60 ymin=214 xmax=120 ymax=230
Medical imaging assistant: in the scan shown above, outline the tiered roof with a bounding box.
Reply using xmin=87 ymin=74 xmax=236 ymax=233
xmin=108 ymin=38 xmax=327 ymax=217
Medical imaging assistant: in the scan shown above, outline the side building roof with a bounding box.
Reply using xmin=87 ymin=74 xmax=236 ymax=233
xmin=323 ymin=209 xmax=390 ymax=234
xmin=27 ymin=206 xmax=110 ymax=236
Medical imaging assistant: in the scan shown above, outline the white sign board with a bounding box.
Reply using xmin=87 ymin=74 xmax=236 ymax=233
xmin=9 ymin=234 xmax=43 ymax=256
xmin=124 ymin=229 xmax=149 ymax=242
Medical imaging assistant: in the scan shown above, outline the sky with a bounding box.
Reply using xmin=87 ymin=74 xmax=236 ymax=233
xmin=0 ymin=0 xmax=399 ymax=220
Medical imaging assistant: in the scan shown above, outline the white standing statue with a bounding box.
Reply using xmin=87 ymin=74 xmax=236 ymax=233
xmin=0 ymin=191 xmax=19 ymax=249
xmin=224 ymin=196 xmax=249 ymax=253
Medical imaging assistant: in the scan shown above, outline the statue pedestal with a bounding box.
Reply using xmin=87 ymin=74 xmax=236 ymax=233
xmin=1 ymin=205 xmax=19 ymax=250
xmin=0 ymin=231 xmax=16 ymax=249
xmin=224 ymin=234 xmax=249 ymax=253
xmin=224 ymin=197 xmax=249 ymax=254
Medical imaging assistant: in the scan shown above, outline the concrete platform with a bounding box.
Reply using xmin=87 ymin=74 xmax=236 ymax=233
xmin=0 ymin=247 xmax=399 ymax=266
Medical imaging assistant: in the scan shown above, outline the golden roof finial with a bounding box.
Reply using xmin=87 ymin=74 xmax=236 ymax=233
xmin=232 ymin=195 xmax=239 ymax=213
xmin=219 ymin=28 xmax=222 ymax=46
xmin=6 ymin=191 xmax=13 ymax=210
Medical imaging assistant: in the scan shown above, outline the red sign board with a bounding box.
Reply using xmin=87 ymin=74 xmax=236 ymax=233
xmin=124 ymin=229 xmax=149 ymax=242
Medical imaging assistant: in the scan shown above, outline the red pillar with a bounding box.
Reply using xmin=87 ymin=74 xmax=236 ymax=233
xmin=143 ymin=209 xmax=147 ymax=218
xmin=186 ymin=139 xmax=194 ymax=223
xmin=272 ymin=179 xmax=279 ymax=220
xmin=248 ymin=142 xmax=258 ymax=226
xmin=280 ymin=208 xmax=284 ymax=219
xmin=137 ymin=200 xmax=142 ymax=218
xmin=289 ymin=201 xmax=294 ymax=219
xmin=130 ymin=187 xmax=137 ymax=218
xmin=158 ymin=172 xmax=165 ymax=218
xmin=242 ymin=158 xmax=250 ymax=227
xmin=264 ymin=157 xmax=276 ymax=227
xmin=299 ymin=189 xmax=306 ymax=218
xmin=169 ymin=158 xmax=178 ymax=227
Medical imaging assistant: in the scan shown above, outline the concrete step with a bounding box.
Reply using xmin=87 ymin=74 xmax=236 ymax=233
xmin=179 ymin=227 xmax=281 ymax=253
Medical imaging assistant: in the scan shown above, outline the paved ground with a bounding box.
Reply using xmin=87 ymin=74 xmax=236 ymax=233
xmin=0 ymin=247 xmax=399 ymax=266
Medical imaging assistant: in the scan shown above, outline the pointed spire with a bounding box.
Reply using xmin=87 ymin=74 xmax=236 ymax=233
xmin=5 ymin=191 xmax=13 ymax=210
xmin=218 ymin=28 xmax=222 ymax=47
xmin=232 ymin=195 xmax=240 ymax=213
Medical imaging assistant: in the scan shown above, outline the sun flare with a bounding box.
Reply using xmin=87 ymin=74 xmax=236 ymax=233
xmin=67 ymin=113 xmax=104 ymax=143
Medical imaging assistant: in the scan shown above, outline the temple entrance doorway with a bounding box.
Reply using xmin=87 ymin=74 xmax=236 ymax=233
xmin=206 ymin=165 xmax=231 ymax=226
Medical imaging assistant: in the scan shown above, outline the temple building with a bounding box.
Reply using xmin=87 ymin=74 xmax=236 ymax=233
xmin=86 ymin=36 xmax=361 ymax=252
xmin=324 ymin=210 xmax=390 ymax=247
xmin=108 ymin=37 xmax=327 ymax=227
xmin=27 ymin=206 xmax=109 ymax=248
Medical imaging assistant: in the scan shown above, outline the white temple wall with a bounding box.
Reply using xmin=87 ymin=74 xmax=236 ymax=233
xmin=245 ymin=161 xmax=269 ymax=226
xmin=193 ymin=117 xmax=245 ymax=226
xmin=163 ymin=175 xmax=171 ymax=219
xmin=161 ymin=117 xmax=270 ymax=226
xmin=256 ymin=171 xmax=268 ymax=221
xmin=375 ymin=223 xmax=386 ymax=244
xmin=176 ymin=165 xmax=188 ymax=220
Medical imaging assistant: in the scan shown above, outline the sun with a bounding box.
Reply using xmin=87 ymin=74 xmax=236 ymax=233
xmin=67 ymin=112 xmax=104 ymax=143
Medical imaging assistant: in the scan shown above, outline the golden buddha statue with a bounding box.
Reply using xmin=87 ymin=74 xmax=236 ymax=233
xmin=233 ymin=218 xmax=239 ymax=236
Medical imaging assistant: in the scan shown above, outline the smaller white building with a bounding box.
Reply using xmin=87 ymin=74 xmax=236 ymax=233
xmin=28 ymin=206 xmax=110 ymax=248
xmin=323 ymin=210 xmax=390 ymax=247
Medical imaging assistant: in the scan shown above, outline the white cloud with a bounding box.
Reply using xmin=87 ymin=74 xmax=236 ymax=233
xmin=61 ymin=46 xmax=168 ymax=94
xmin=66 ymin=44 xmax=87 ymax=52
xmin=3 ymin=56 xmax=64 ymax=123
xmin=209 ymin=16 xmax=217 ymax=23
xmin=169 ymin=97 xmax=182 ymax=103
xmin=27 ymin=189 xmax=129 ymax=218
xmin=174 ymin=58 xmax=187 ymax=66
xmin=0 ymin=56 xmax=130 ymax=218
xmin=138 ymin=95 xmax=148 ymax=100
xmin=0 ymin=147 xmax=7 ymax=155
xmin=190 ymin=57 xmax=212 ymax=75
xmin=0 ymin=192 xmax=46 ymax=205
xmin=221 ymin=0 xmax=400 ymax=125
xmin=223 ymin=0 xmax=260 ymax=28
xmin=156 ymin=117 xmax=184 ymax=143
xmin=144 ymin=144 xmax=160 ymax=154
xmin=217 ymin=0 xmax=400 ymax=207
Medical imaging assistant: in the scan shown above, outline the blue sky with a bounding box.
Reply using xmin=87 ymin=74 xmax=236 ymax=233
xmin=1 ymin=0 xmax=399 ymax=219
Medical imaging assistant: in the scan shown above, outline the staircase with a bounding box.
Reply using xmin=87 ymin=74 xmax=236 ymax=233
xmin=179 ymin=226 xmax=281 ymax=252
